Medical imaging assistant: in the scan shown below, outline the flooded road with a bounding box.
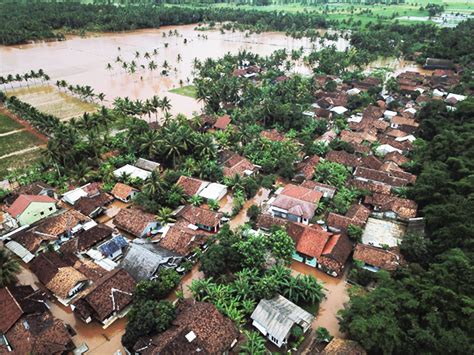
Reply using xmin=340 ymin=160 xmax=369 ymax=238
xmin=291 ymin=261 xmax=349 ymax=338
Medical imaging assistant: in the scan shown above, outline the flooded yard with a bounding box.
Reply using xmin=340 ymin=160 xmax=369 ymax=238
xmin=291 ymin=261 xmax=349 ymax=338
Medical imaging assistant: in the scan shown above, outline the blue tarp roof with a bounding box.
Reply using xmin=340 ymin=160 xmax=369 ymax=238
xmin=99 ymin=235 xmax=128 ymax=257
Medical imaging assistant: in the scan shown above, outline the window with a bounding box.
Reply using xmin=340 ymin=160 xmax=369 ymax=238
xmin=49 ymin=207 xmax=53 ymax=211
xmin=40 ymin=211 xmax=44 ymax=215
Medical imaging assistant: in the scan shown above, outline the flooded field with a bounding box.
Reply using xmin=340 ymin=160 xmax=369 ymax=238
xmin=0 ymin=25 xmax=346 ymax=118
xmin=6 ymin=85 xmax=98 ymax=121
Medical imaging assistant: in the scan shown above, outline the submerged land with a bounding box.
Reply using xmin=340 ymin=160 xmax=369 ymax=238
xmin=0 ymin=2 xmax=473 ymax=355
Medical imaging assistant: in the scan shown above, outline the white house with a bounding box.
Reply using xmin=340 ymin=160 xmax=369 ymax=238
xmin=198 ymin=182 xmax=228 ymax=201
xmin=251 ymin=294 xmax=314 ymax=348
xmin=113 ymin=164 xmax=152 ymax=181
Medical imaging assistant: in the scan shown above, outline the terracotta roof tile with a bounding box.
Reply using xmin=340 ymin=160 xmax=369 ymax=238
xmin=364 ymin=193 xmax=417 ymax=219
xmin=111 ymin=183 xmax=137 ymax=201
xmin=287 ymin=222 xmax=331 ymax=258
xmin=114 ymin=208 xmax=156 ymax=237
xmin=321 ymin=338 xmax=366 ymax=355
xmin=136 ymin=300 xmax=239 ymax=354
xmin=75 ymin=192 xmax=113 ymax=217
xmin=295 ymin=155 xmax=320 ymax=180
xmin=353 ymin=243 xmax=401 ymax=271
xmin=36 ymin=209 xmax=90 ymax=237
xmin=176 ymin=176 xmax=207 ymax=197
xmin=73 ymin=268 xmax=135 ymax=322
xmin=159 ymin=220 xmax=211 ymax=256
xmin=261 ymin=129 xmax=286 ymax=142
xmin=177 ymin=205 xmax=222 ymax=229
xmin=213 ymin=115 xmax=231 ymax=130
xmin=0 ymin=288 xmax=23 ymax=334
xmin=59 ymin=224 xmax=113 ymax=254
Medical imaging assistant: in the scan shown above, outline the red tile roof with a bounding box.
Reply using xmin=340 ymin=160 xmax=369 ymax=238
xmin=213 ymin=115 xmax=231 ymax=130
xmin=287 ymin=223 xmax=332 ymax=258
xmin=296 ymin=155 xmax=320 ymax=180
xmin=7 ymin=194 xmax=56 ymax=217
xmin=177 ymin=205 xmax=222 ymax=229
xmin=364 ymin=193 xmax=417 ymax=219
xmin=353 ymin=243 xmax=401 ymax=271
xmin=114 ymin=208 xmax=156 ymax=237
xmin=0 ymin=288 xmax=23 ymax=333
xmin=111 ymin=183 xmax=137 ymax=201
xmin=281 ymin=184 xmax=323 ymax=204
xmin=176 ymin=176 xmax=207 ymax=197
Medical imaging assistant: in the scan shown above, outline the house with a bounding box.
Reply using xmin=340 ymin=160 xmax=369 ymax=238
xmin=0 ymin=311 xmax=74 ymax=354
xmin=261 ymin=129 xmax=286 ymax=142
xmin=423 ymin=58 xmax=454 ymax=70
xmin=6 ymin=194 xmax=57 ymax=226
xmin=158 ymin=220 xmax=211 ymax=257
xmin=269 ymin=184 xmax=322 ymax=225
xmin=364 ymin=193 xmax=417 ymax=220
xmin=134 ymin=158 xmax=160 ymax=172
xmin=362 ymin=217 xmax=407 ymax=248
xmin=98 ymin=235 xmax=129 ymax=261
xmin=134 ymin=299 xmax=239 ymax=354
xmin=197 ymin=182 xmax=228 ymax=201
xmin=111 ymin=182 xmax=138 ymax=203
xmin=4 ymin=240 xmax=35 ymax=263
xmin=59 ymin=224 xmax=114 ymax=255
xmin=113 ymin=164 xmax=152 ymax=181
xmin=120 ymin=241 xmax=182 ymax=281
xmin=353 ymin=243 xmax=401 ymax=272
xmin=317 ymin=233 xmax=353 ymax=277
xmin=113 ymin=208 xmax=159 ymax=238
xmin=301 ymin=180 xmax=336 ymax=199
xmin=176 ymin=176 xmax=209 ymax=197
xmin=75 ymin=192 xmax=113 ymax=218
xmin=327 ymin=204 xmax=371 ymax=234
xmin=4 ymin=182 xmax=56 ymax=205
xmin=72 ymin=268 xmax=135 ymax=326
xmin=213 ymin=114 xmax=231 ymax=130
xmin=35 ymin=209 xmax=93 ymax=244
xmin=220 ymin=151 xmax=258 ymax=178
xmin=176 ymin=205 xmax=223 ymax=233
xmin=256 ymin=214 xmax=289 ymax=232
xmin=287 ymin=222 xmax=332 ymax=267
xmin=0 ymin=211 xmax=18 ymax=234
xmin=321 ymin=338 xmax=366 ymax=355
xmin=353 ymin=166 xmax=409 ymax=187
xmin=176 ymin=176 xmax=228 ymax=201
xmin=294 ymin=155 xmax=320 ymax=182
xmin=61 ymin=183 xmax=100 ymax=206
xmin=30 ymin=252 xmax=88 ymax=304
xmin=251 ymin=294 xmax=314 ymax=348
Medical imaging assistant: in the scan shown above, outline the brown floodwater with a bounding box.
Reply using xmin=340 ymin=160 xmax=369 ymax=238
xmin=0 ymin=24 xmax=427 ymax=119
xmin=290 ymin=261 xmax=349 ymax=338
xmin=0 ymin=25 xmax=337 ymax=118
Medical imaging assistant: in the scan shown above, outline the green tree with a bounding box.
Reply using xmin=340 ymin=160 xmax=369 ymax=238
xmin=0 ymin=249 xmax=20 ymax=287
xmin=239 ymin=330 xmax=267 ymax=355
xmin=268 ymin=229 xmax=295 ymax=264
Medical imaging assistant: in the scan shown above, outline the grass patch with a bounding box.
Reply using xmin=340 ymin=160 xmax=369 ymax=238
xmin=0 ymin=114 xmax=23 ymax=134
xmin=169 ymin=85 xmax=197 ymax=98
xmin=0 ymin=131 xmax=43 ymax=157
xmin=0 ymin=149 xmax=43 ymax=179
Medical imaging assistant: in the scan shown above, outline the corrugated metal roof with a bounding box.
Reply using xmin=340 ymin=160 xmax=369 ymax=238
xmin=5 ymin=240 xmax=34 ymax=263
xmin=251 ymin=294 xmax=314 ymax=343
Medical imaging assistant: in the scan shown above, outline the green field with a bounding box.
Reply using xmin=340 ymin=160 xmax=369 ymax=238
xmin=0 ymin=130 xmax=43 ymax=157
xmin=169 ymin=85 xmax=197 ymax=98
xmin=0 ymin=149 xmax=42 ymax=179
xmin=0 ymin=113 xmax=23 ymax=134
xmin=171 ymin=1 xmax=473 ymax=26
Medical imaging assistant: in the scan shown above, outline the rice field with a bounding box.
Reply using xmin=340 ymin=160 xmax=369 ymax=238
xmin=0 ymin=148 xmax=42 ymax=179
xmin=7 ymin=85 xmax=98 ymax=121
xmin=0 ymin=113 xmax=23 ymax=134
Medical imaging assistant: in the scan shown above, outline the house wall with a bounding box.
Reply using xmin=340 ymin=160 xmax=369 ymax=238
xmin=17 ymin=202 xmax=57 ymax=226
xmin=270 ymin=206 xmax=309 ymax=225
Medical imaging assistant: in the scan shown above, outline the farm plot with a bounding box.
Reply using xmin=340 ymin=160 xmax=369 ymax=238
xmin=0 ymin=113 xmax=23 ymax=134
xmin=7 ymin=85 xmax=98 ymax=121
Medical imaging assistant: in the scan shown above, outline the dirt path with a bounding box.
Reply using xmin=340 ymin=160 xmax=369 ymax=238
xmin=0 ymin=146 xmax=42 ymax=160
xmin=0 ymin=128 xmax=25 ymax=137
xmin=0 ymin=105 xmax=48 ymax=143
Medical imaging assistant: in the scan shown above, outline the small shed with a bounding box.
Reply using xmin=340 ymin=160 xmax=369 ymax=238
xmin=251 ymin=294 xmax=314 ymax=348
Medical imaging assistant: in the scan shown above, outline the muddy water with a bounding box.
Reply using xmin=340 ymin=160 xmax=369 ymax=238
xmin=0 ymin=25 xmax=341 ymax=118
xmin=291 ymin=261 xmax=349 ymax=338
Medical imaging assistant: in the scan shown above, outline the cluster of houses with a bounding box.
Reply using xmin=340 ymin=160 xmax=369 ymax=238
xmin=0 ymin=60 xmax=467 ymax=354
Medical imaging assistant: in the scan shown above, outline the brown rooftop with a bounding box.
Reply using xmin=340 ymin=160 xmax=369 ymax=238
xmin=135 ymin=299 xmax=239 ymax=354
xmin=114 ymin=208 xmax=156 ymax=237
xmin=176 ymin=176 xmax=207 ymax=197
xmin=364 ymin=193 xmax=417 ymax=219
xmin=177 ymin=205 xmax=222 ymax=229
xmin=0 ymin=288 xmax=23 ymax=334
xmin=353 ymin=243 xmax=401 ymax=271
xmin=111 ymin=182 xmax=137 ymax=201
xmin=159 ymin=220 xmax=211 ymax=256
xmin=36 ymin=209 xmax=90 ymax=237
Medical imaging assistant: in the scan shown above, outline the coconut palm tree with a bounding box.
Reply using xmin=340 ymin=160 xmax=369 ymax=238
xmin=156 ymin=207 xmax=175 ymax=226
xmin=188 ymin=195 xmax=203 ymax=207
xmin=207 ymin=199 xmax=220 ymax=211
xmin=0 ymin=248 xmax=20 ymax=287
